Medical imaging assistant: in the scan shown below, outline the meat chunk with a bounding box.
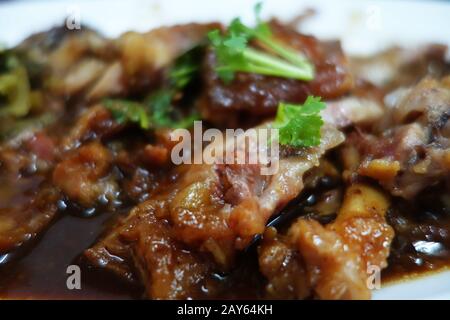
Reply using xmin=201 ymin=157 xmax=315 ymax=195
xmin=258 ymin=227 xmax=310 ymax=299
xmin=322 ymin=97 xmax=384 ymax=129
xmin=117 ymin=23 xmax=219 ymax=94
xmin=22 ymin=27 xmax=119 ymax=97
xmin=0 ymin=134 xmax=60 ymax=256
xmin=87 ymin=62 xmax=125 ymax=100
xmin=85 ymin=124 xmax=344 ymax=298
xmin=349 ymin=45 xmax=449 ymax=88
xmin=53 ymin=141 xmax=118 ymax=207
xmin=199 ymin=21 xmax=353 ymax=126
xmin=60 ymin=105 xmax=122 ymax=151
xmin=346 ymin=77 xmax=450 ymax=198
xmin=19 ymin=23 xmax=216 ymax=101
xmin=259 ymin=183 xmax=394 ymax=300
xmin=0 ymin=184 xmax=59 ymax=255
xmin=125 ymin=203 xmax=215 ymax=299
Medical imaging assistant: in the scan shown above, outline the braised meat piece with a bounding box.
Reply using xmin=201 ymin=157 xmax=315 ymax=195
xmin=124 ymin=202 xmax=216 ymax=299
xmin=259 ymin=183 xmax=394 ymax=300
xmin=343 ymin=77 xmax=450 ymax=198
xmin=85 ymin=124 xmax=344 ymax=298
xmin=199 ymin=20 xmax=353 ymax=126
xmin=0 ymin=184 xmax=59 ymax=256
xmin=349 ymin=44 xmax=449 ymax=89
xmin=0 ymin=132 xmax=60 ymax=256
xmin=3 ymin=8 xmax=450 ymax=300
xmin=52 ymin=141 xmax=119 ymax=208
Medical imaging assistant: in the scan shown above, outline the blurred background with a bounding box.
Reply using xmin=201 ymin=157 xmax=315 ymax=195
xmin=0 ymin=0 xmax=449 ymax=55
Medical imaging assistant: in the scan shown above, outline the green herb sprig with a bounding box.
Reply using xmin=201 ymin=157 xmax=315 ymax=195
xmin=208 ymin=3 xmax=314 ymax=83
xmin=273 ymin=96 xmax=326 ymax=147
xmin=104 ymin=47 xmax=201 ymax=130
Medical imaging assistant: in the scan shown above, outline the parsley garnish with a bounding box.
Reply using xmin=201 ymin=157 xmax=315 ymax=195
xmin=273 ymin=96 xmax=326 ymax=147
xmin=145 ymin=89 xmax=199 ymax=129
xmin=104 ymin=47 xmax=201 ymax=130
xmin=0 ymin=51 xmax=31 ymax=118
xmin=103 ymin=99 xmax=150 ymax=129
xmin=208 ymin=2 xmax=314 ymax=83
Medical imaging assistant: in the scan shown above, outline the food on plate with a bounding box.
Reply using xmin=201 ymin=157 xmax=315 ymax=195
xmin=0 ymin=3 xmax=449 ymax=300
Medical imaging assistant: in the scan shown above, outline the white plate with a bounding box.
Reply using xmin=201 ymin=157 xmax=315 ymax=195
xmin=1 ymin=0 xmax=449 ymax=300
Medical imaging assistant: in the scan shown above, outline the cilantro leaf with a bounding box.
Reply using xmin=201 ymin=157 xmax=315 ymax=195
xmin=104 ymin=93 xmax=199 ymax=131
xmin=208 ymin=2 xmax=314 ymax=83
xmin=0 ymin=51 xmax=31 ymax=118
xmin=105 ymin=46 xmax=202 ymax=130
xmin=273 ymin=96 xmax=326 ymax=147
xmin=103 ymin=99 xmax=150 ymax=129
xmin=169 ymin=45 xmax=202 ymax=89
xmin=146 ymin=89 xmax=199 ymax=129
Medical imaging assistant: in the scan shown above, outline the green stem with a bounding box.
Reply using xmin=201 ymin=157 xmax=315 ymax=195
xmin=257 ymin=34 xmax=311 ymax=67
xmin=242 ymin=47 xmax=314 ymax=80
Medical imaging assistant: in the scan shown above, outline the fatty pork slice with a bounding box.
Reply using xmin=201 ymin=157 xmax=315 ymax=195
xmin=85 ymin=124 xmax=344 ymax=299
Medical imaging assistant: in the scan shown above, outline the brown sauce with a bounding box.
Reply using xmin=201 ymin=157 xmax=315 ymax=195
xmin=0 ymin=210 xmax=139 ymax=299
xmin=382 ymin=185 xmax=450 ymax=283
xmin=1 ymin=184 xmax=450 ymax=299
xmin=0 ymin=205 xmax=265 ymax=300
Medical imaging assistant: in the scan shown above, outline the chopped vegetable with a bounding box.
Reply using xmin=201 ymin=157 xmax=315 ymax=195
xmin=273 ymin=96 xmax=326 ymax=147
xmin=208 ymin=2 xmax=314 ymax=83
xmin=104 ymin=95 xmax=198 ymax=130
xmin=103 ymin=99 xmax=150 ymax=129
xmin=0 ymin=51 xmax=31 ymax=118
xmin=146 ymin=89 xmax=199 ymax=129
xmin=169 ymin=45 xmax=202 ymax=89
xmin=105 ymin=47 xmax=201 ymax=130
xmin=0 ymin=113 xmax=55 ymax=141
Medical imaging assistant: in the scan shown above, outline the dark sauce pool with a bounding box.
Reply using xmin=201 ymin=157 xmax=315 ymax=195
xmin=0 ymin=207 xmax=265 ymax=300
xmin=0 ymin=210 xmax=140 ymax=299
xmin=382 ymin=185 xmax=450 ymax=283
xmin=1 ymin=184 xmax=449 ymax=299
